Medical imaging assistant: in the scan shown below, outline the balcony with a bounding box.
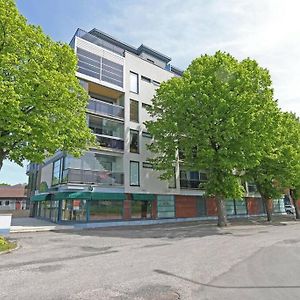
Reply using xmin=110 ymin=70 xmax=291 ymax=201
xmin=96 ymin=135 xmax=124 ymax=151
xmin=88 ymin=98 xmax=124 ymax=120
xmin=64 ymin=169 xmax=124 ymax=186
xmin=180 ymin=179 xmax=206 ymax=190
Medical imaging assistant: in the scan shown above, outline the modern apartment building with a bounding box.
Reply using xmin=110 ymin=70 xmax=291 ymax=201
xmin=27 ymin=28 xmax=286 ymax=223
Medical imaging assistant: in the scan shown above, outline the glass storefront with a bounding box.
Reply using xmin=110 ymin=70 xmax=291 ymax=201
xmin=131 ymin=201 xmax=152 ymax=219
xmin=61 ymin=200 xmax=87 ymax=222
xmin=89 ymin=200 xmax=123 ymax=221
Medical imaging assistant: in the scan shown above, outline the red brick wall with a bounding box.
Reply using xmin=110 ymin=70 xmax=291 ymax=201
xmin=206 ymin=197 xmax=218 ymax=216
xmin=175 ymin=195 xmax=197 ymax=218
xmin=151 ymin=199 xmax=157 ymax=219
xmin=123 ymin=194 xmax=131 ymax=220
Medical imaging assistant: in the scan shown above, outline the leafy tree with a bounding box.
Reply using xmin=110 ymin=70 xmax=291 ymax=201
xmin=247 ymin=112 xmax=300 ymax=221
xmin=146 ymin=51 xmax=279 ymax=227
xmin=0 ymin=0 xmax=95 ymax=171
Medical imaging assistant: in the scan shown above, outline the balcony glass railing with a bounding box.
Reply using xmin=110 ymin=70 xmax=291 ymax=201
xmin=88 ymin=98 xmax=124 ymax=119
xmin=96 ymin=135 xmax=124 ymax=151
xmin=65 ymin=169 xmax=124 ymax=186
xmin=180 ymin=179 xmax=206 ymax=189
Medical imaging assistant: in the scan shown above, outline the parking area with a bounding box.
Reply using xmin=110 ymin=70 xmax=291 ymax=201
xmin=1 ymin=220 xmax=300 ymax=299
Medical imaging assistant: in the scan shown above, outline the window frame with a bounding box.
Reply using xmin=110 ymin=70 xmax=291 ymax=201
xmin=141 ymin=75 xmax=151 ymax=83
xmin=130 ymin=71 xmax=139 ymax=94
xmin=130 ymin=129 xmax=140 ymax=154
xmin=130 ymin=161 xmax=140 ymax=186
xmin=130 ymin=99 xmax=139 ymax=123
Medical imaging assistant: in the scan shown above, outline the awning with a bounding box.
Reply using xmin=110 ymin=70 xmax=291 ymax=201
xmin=91 ymin=192 xmax=125 ymax=201
xmin=68 ymin=192 xmax=92 ymax=199
xmin=53 ymin=192 xmax=73 ymax=200
xmin=132 ymin=194 xmax=156 ymax=201
xmin=31 ymin=193 xmax=52 ymax=201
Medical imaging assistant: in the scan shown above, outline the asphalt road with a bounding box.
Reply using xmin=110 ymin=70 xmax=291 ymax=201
xmin=1 ymin=221 xmax=300 ymax=299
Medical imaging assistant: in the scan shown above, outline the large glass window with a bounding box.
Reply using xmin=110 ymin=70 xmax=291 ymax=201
xmin=130 ymin=99 xmax=139 ymax=123
xmin=130 ymin=161 xmax=140 ymax=186
xmin=131 ymin=201 xmax=152 ymax=219
xmin=89 ymin=200 xmax=123 ymax=220
xmin=52 ymin=159 xmax=62 ymax=186
xmin=130 ymin=130 xmax=139 ymax=153
xmin=89 ymin=115 xmax=124 ymax=139
xmin=61 ymin=200 xmax=87 ymax=221
xmin=130 ymin=71 xmax=139 ymax=93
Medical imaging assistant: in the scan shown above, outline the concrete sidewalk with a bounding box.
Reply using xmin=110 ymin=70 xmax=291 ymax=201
xmin=10 ymin=218 xmax=73 ymax=233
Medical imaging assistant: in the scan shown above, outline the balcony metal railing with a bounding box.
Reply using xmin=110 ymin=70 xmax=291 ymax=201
xmin=88 ymin=98 xmax=124 ymax=119
xmin=65 ymin=169 xmax=124 ymax=186
xmin=180 ymin=179 xmax=207 ymax=190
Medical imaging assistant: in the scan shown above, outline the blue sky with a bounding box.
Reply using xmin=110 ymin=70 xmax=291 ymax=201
xmin=1 ymin=0 xmax=300 ymax=184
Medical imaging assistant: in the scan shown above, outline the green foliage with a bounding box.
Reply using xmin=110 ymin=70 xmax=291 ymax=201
xmin=0 ymin=182 xmax=10 ymax=186
xmin=0 ymin=0 xmax=95 ymax=169
xmin=248 ymin=112 xmax=300 ymax=201
xmin=146 ymin=51 xmax=279 ymax=201
xmin=0 ymin=236 xmax=16 ymax=252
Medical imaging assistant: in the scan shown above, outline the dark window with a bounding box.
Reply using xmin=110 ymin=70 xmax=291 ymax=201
xmin=142 ymin=162 xmax=153 ymax=169
xmin=168 ymin=168 xmax=176 ymax=189
xmin=142 ymin=103 xmax=152 ymax=111
xmin=142 ymin=131 xmax=152 ymax=138
xmin=147 ymin=58 xmax=155 ymax=64
xmin=130 ymin=161 xmax=140 ymax=186
xmin=141 ymin=75 xmax=151 ymax=83
xmin=130 ymin=130 xmax=139 ymax=153
xmin=130 ymin=72 xmax=139 ymax=93
xmin=153 ymin=80 xmax=160 ymax=86
xmin=0 ymin=201 xmax=2 ymax=206
xmin=5 ymin=200 xmax=9 ymax=206
xmin=130 ymin=99 xmax=139 ymax=123
xmin=52 ymin=158 xmax=62 ymax=186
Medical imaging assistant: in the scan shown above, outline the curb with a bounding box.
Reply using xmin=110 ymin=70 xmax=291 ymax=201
xmin=0 ymin=240 xmax=20 ymax=255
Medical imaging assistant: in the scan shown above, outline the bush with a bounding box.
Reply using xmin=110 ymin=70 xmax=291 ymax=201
xmin=0 ymin=236 xmax=16 ymax=252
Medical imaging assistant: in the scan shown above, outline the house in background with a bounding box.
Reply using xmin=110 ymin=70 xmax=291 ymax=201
xmin=0 ymin=184 xmax=27 ymax=211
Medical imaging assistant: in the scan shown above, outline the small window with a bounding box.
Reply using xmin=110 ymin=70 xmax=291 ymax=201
xmin=52 ymin=158 xmax=62 ymax=186
xmin=142 ymin=131 xmax=152 ymax=138
xmin=0 ymin=201 xmax=2 ymax=206
xmin=153 ymin=80 xmax=160 ymax=86
xmin=130 ymin=99 xmax=139 ymax=123
xmin=141 ymin=76 xmax=151 ymax=83
xmin=130 ymin=130 xmax=139 ymax=153
xmin=130 ymin=71 xmax=139 ymax=93
xmin=142 ymin=162 xmax=153 ymax=169
xmin=142 ymin=103 xmax=152 ymax=111
xmin=147 ymin=58 xmax=154 ymax=64
xmin=5 ymin=200 xmax=9 ymax=206
xmin=130 ymin=161 xmax=140 ymax=186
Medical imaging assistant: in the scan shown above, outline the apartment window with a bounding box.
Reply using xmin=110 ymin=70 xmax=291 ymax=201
xmin=153 ymin=80 xmax=160 ymax=86
xmin=130 ymin=130 xmax=139 ymax=153
xmin=130 ymin=161 xmax=140 ymax=186
xmin=142 ymin=131 xmax=152 ymax=139
xmin=5 ymin=200 xmax=9 ymax=206
xmin=0 ymin=201 xmax=2 ymax=206
xmin=142 ymin=103 xmax=152 ymax=112
xmin=142 ymin=162 xmax=153 ymax=169
xmin=130 ymin=72 xmax=139 ymax=93
xmin=130 ymin=99 xmax=139 ymax=123
xmin=141 ymin=75 xmax=151 ymax=83
xmin=52 ymin=158 xmax=62 ymax=186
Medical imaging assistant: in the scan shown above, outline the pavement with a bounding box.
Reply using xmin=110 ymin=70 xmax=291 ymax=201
xmin=1 ymin=220 xmax=300 ymax=299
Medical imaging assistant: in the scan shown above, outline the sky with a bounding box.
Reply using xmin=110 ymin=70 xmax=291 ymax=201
xmin=1 ymin=0 xmax=300 ymax=184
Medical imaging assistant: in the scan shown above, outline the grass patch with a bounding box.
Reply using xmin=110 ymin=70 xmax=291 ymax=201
xmin=0 ymin=236 xmax=16 ymax=252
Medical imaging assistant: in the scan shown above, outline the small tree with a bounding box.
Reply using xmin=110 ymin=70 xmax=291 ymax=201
xmin=146 ymin=51 xmax=279 ymax=227
xmin=247 ymin=112 xmax=300 ymax=221
xmin=0 ymin=0 xmax=95 ymax=171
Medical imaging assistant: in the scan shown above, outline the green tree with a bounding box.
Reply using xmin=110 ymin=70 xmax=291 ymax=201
xmin=247 ymin=112 xmax=300 ymax=221
xmin=0 ymin=0 xmax=95 ymax=171
xmin=146 ymin=51 xmax=279 ymax=227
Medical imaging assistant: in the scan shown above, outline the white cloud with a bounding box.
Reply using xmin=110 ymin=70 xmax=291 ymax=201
xmin=101 ymin=0 xmax=300 ymax=114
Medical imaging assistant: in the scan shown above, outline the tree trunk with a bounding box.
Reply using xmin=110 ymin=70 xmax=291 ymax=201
xmin=216 ymin=196 xmax=228 ymax=227
xmin=263 ymin=197 xmax=272 ymax=222
xmin=290 ymin=189 xmax=300 ymax=220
